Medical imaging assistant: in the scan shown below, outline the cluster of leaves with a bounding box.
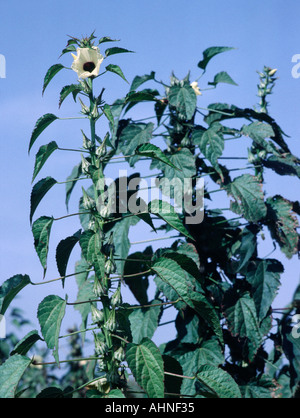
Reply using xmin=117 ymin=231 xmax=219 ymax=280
xmin=0 ymin=37 xmax=299 ymax=399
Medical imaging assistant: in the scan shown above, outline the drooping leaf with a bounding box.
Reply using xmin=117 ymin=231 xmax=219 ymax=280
xmin=135 ymin=143 xmax=178 ymax=170
xmin=109 ymin=215 xmax=140 ymax=275
xmin=224 ymin=174 xmax=267 ymax=223
xmin=0 ymin=355 xmax=32 ymax=398
xmin=30 ymin=177 xmax=57 ymax=223
xmin=118 ymin=122 xmax=154 ymax=166
xmin=79 ymin=230 xmax=102 ymax=265
xmin=32 ymin=141 xmax=58 ymax=182
xmin=208 ymin=71 xmax=238 ymax=87
xmin=224 ymin=292 xmax=262 ymax=361
xmin=32 ymin=216 xmax=54 ymax=277
xmin=65 ymin=162 xmax=82 ymax=211
xmin=59 ymin=84 xmax=82 ymax=108
xmin=129 ymin=299 xmax=162 ymax=344
xmin=168 ymin=83 xmax=197 ymax=120
xmin=130 ymin=71 xmax=155 ymax=91
xmin=149 ymin=200 xmax=194 ymax=241
xmin=106 ymin=64 xmax=128 ymax=83
xmin=198 ymin=46 xmax=235 ymax=71
xmin=195 ymin=365 xmax=242 ymax=398
xmin=42 ymin=64 xmax=65 ymax=95
xmin=246 ymin=259 xmax=283 ymax=320
xmin=178 ymin=340 xmax=224 ymax=395
xmin=29 ymin=113 xmax=59 ymax=153
xmin=242 ymin=122 xmax=277 ymax=155
xmin=198 ymin=125 xmax=224 ymax=180
xmin=105 ymin=47 xmax=134 ymax=57
xmin=56 ymin=229 xmax=81 ymax=280
xmin=263 ymin=154 xmax=300 ymax=178
xmin=0 ymin=274 xmax=31 ymax=316
xmin=37 ymin=295 xmax=67 ymax=364
xmin=124 ymin=247 xmax=153 ymax=305
xmin=265 ymin=195 xmax=299 ymax=259
xmin=126 ymin=337 xmax=164 ymax=398
xmin=163 ymin=355 xmax=183 ymax=397
xmin=11 ymin=330 xmax=42 ymax=356
xmin=233 ymin=225 xmax=258 ymax=273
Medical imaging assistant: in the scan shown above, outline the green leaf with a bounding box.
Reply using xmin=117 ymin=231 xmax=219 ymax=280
xmin=208 ymin=71 xmax=238 ymax=87
xmin=263 ymin=154 xmax=300 ymax=178
xmin=198 ymin=125 xmax=224 ymax=180
xmin=105 ymin=47 xmax=134 ymax=57
xmin=0 ymin=355 xmax=32 ymax=398
xmin=98 ymin=36 xmax=120 ymax=45
xmin=126 ymin=337 xmax=164 ymax=398
xmin=265 ymin=195 xmax=299 ymax=259
xmin=224 ymin=292 xmax=262 ymax=361
xmin=66 ymin=162 xmax=82 ymax=211
xmin=11 ymin=330 xmax=42 ymax=356
xmin=242 ymin=376 xmax=278 ymax=398
xmin=32 ymin=216 xmax=54 ymax=277
xmin=178 ymin=340 xmax=224 ymax=395
xmin=32 ymin=141 xmax=58 ymax=182
xmin=110 ymin=215 xmax=140 ymax=275
xmin=168 ymin=84 xmax=196 ymax=120
xmin=233 ymin=226 xmax=257 ymax=273
xmin=79 ymin=230 xmax=102 ymax=264
xmin=124 ymin=248 xmax=153 ymax=305
xmin=224 ymin=174 xmax=267 ymax=223
xmin=246 ymin=259 xmax=282 ymax=320
xmin=242 ymin=122 xmax=277 ymax=154
xmin=59 ymin=84 xmax=82 ymax=108
xmin=106 ymin=64 xmax=128 ymax=83
xmin=135 ymin=144 xmax=178 ymax=170
xmin=118 ymin=122 xmax=154 ymax=167
xmin=0 ymin=274 xmax=31 ymax=316
xmin=196 ymin=365 xmax=242 ymax=398
xmin=56 ymin=230 xmax=81 ymax=280
xmin=29 ymin=113 xmax=58 ymax=153
xmin=149 ymin=200 xmax=194 ymax=241
xmin=198 ymin=46 xmax=235 ymax=71
xmin=42 ymin=64 xmax=65 ymax=95
xmin=129 ymin=299 xmax=162 ymax=344
xmin=30 ymin=177 xmax=57 ymax=223
xmin=130 ymin=71 xmax=155 ymax=91
xmin=102 ymin=103 xmax=115 ymax=125
xmin=37 ymin=295 xmax=67 ymax=365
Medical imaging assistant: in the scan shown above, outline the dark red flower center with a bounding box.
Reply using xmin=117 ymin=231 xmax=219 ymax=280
xmin=83 ymin=61 xmax=96 ymax=73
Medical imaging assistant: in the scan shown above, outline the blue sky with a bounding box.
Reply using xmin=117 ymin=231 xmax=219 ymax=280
xmin=0 ymin=0 xmax=299 ymax=351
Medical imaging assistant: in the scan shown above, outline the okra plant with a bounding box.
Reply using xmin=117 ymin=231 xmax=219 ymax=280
xmin=0 ymin=33 xmax=299 ymax=399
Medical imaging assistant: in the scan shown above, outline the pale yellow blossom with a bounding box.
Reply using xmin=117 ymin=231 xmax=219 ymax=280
xmin=71 ymin=47 xmax=104 ymax=79
xmin=190 ymin=81 xmax=202 ymax=96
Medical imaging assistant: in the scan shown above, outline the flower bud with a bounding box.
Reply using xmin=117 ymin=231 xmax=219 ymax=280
xmin=111 ymin=284 xmax=122 ymax=307
xmin=113 ymin=346 xmax=125 ymax=363
xmin=81 ymin=154 xmax=90 ymax=174
xmin=105 ymin=258 xmax=116 ymax=275
xmin=105 ymin=310 xmax=117 ymax=332
xmin=268 ymin=68 xmax=277 ymax=76
xmin=91 ymin=304 xmax=105 ymax=324
xmin=93 ymin=277 xmax=106 ymax=297
xmin=96 ymin=142 xmax=107 ymax=158
xmin=91 ymin=103 xmax=99 ymax=119
xmin=81 ymin=130 xmax=92 ymax=149
xmin=82 ymin=187 xmax=95 ymax=210
xmin=78 ymin=97 xmax=90 ymax=115
xmin=99 ymin=204 xmax=111 ymax=219
xmin=93 ymin=332 xmax=108 ymax=356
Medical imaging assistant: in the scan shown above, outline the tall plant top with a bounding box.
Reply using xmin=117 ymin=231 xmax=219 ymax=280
xmin=0 ymin=33 xmax=299 ymax=399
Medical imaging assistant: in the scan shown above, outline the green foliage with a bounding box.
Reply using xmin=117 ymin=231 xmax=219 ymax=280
xmin=1 ymin=33 xmax=300 ymax=399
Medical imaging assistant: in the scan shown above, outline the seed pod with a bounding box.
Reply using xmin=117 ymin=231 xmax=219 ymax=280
xmin=105 ymin=258 xmax=116 ymax=275
xmin=81 ymin=154 xmax=90 ymax=174
xmin=93 ymin=277 xmax=106 ymax=297
xmin=111 ymin=283 xmax=122 ymax=307
xmin=113 ymin=346 xmax=125 ymax=362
